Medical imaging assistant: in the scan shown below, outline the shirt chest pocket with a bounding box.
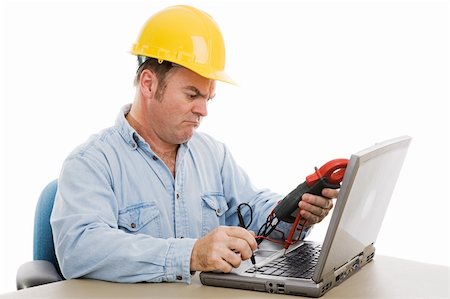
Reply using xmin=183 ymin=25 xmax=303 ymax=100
xmin=118 ymin=202 xmax=162 ymax=238
xmin=201 ymin=193 xmax=229 ymax=235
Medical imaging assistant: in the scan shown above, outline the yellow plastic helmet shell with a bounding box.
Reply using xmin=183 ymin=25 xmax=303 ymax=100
xmin=131 ymin=5 xmax=235 ymax=84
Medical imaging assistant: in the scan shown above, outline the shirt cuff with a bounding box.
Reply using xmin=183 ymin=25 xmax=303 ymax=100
xmin=165 ymin=238 xmax=197 ymax=283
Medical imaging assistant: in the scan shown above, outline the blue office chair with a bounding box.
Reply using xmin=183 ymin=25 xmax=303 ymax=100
xmin=16 ymin=179 xmax=64 ymax=290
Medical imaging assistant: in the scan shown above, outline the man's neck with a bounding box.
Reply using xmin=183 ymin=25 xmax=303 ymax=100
xmin=126 ymin=111 xmax=179 ymax=176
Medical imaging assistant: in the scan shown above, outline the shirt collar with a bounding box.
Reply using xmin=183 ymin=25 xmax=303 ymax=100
xmin=115 ymin=104 xmax=191 ymax=153
xmin=116 ymin=104 xmax=140 ymax=150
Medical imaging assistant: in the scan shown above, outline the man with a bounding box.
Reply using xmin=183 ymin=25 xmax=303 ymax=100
xmin=51 ymin=5 xmax=337 ymax=283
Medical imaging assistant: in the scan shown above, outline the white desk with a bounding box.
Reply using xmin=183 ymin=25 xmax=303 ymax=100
xmin=2 ymin=256 xmax=449 ymax=298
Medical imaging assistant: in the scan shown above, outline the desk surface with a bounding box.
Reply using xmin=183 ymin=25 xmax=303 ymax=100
xmin=2 ymin=256 xmax=449 ymax=299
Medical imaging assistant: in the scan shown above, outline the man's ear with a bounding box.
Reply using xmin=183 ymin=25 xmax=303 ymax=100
xmin=139 ymin=69 xmax=158 ymax=99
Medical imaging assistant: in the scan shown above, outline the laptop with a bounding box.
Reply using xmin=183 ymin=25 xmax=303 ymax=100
xmin=200 ymin=135 xmax=411 ymax=297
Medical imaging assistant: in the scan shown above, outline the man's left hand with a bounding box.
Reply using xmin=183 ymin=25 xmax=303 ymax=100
xmin=298 ymin=188 xmax=338 ymax=226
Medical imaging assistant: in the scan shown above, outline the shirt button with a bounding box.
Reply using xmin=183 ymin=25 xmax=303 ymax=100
xmin=176 ymin=193 xmax=180 ymax=199
xmin=152 ymin=155 xmax=158 ymax=161
xmin=131 ymin=223 xmax=136 ymax=229
xmin=176 ymin=275 xmax=182 ymax=281
xmin=216 ymin=208 xmax=221 ymax=215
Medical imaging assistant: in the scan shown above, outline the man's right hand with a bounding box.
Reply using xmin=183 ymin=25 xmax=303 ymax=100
xmin=190 ymin=226 xmax=257 ymax=273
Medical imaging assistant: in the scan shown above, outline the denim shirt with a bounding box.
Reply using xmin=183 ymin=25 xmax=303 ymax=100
xmin=51 ymin=104 xmax=304 ymax=284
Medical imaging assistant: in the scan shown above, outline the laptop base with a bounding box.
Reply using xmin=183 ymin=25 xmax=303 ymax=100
xmin=200 ymin=244 xmax=375 ymax=298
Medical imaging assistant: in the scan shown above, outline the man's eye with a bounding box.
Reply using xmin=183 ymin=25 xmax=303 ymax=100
xmin=187 ymin=93 xmax=198 ymax=99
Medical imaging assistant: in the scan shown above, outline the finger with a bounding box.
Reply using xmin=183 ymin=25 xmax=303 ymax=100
xmin=214 ymin=257 xmax=234 ymax=273
xmin=300 ymin=209 xmax=321 ymax=225
xmin=322 ymin=188 xmax=339 ymax=199
xmin=301 ymin=193 xmax=333 ymax=210
xmin=228 ymin=237 xmax=253 ymax=260
xmin=321 ymin=199 xmax=334 ymax=210
xmin=300 ymin=200 xmax=325 ymax=217
xmin=225 ymin=226 xmax=257 ymax=250
xmin=219 ymin=263 xmax=233 ymax=273
xmin=222 ymin=248 xmax=243 ymax=269
xmin=191 ymin=242 xmax=231 ymax=272
xmin=205 ymin=244 xmax=243 ymax=272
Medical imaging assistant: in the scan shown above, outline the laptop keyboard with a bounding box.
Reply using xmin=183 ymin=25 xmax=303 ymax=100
xmin=245 ymin=243 xmax=321 ymax=279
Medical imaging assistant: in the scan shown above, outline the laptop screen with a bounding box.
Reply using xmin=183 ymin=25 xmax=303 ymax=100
xmin=314 ymin=136 xmax=411 ymax=281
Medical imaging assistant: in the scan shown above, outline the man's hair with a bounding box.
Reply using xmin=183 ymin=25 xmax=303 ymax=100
xmin=134 ymin=57 xmax=175 ymax=101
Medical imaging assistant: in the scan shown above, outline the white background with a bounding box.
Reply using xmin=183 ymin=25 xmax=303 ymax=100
xmin=1 ymin=0 xmax=449 ymax=295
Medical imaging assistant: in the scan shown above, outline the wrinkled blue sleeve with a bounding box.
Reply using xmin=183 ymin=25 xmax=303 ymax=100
xmin=217 ymin=143 xmax=312 ymax=241
xmin=51 ymin=150 xmax=195 ymax=283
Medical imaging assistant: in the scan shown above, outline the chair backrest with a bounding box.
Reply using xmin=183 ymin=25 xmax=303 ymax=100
xmin=33 ymin=179 xmax=62 ymax=277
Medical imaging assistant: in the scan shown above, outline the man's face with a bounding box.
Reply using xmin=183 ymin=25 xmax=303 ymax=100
xmin=148 ymin=67 xmax=215 ymax=145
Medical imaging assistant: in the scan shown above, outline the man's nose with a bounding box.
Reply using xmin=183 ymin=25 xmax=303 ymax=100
xmin=192 ymin=99 xmax=208 ymax=117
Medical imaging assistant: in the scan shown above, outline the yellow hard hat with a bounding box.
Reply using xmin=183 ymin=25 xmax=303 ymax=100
xmin=131 ymin=5 xmax=235 ymax=84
